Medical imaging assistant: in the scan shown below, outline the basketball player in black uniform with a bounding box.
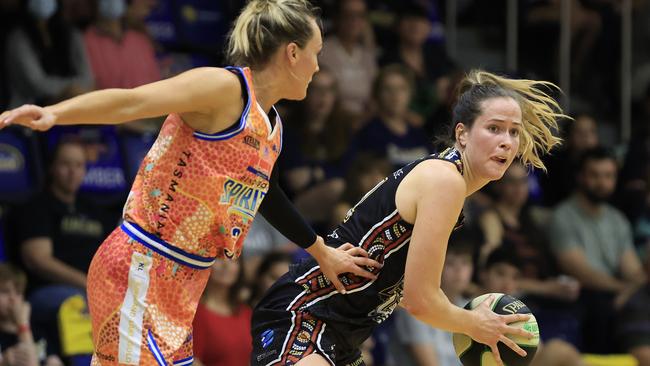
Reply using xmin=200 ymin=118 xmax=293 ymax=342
xmin=251 ymin=70 xmax=566 ymax=366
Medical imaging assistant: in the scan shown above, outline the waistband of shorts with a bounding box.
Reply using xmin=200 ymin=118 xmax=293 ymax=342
xmin=120 ymin=221 xmax=216 ymax=269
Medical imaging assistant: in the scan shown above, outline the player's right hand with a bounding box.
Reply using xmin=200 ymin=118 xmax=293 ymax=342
xmin=0 ymin=104 xmax=57 ymax=131
xmin=468 ymin=295 xmax=533 ymax=366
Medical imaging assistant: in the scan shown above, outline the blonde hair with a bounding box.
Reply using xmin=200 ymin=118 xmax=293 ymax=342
xmin=452 ymin=70 xmax=567 ymax=170
xmin=226 ymin=0 xmax=320 ymax=69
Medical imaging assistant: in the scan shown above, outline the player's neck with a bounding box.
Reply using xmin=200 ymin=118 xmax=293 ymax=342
xmin=457 ymin=153 xmax=489 ymax=196
xmin=251 ymin=68 xmax=283 ymax=114
xmin=50 ymin=185 xmax=76 ymax=205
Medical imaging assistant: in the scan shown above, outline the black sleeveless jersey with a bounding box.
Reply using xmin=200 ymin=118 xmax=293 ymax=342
xmin=284 ymin=147 xmax=465 ymax=348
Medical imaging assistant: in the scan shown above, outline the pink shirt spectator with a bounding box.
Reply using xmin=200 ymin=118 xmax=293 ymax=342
xmin=83 ymin=27 xmax=160 ymax=89
xmin=319 ymin=36 xmax=377 ymax=115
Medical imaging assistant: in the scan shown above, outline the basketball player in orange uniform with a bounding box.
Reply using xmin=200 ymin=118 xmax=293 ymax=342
xmin=0 ymin=1 xmax=381 ymax=364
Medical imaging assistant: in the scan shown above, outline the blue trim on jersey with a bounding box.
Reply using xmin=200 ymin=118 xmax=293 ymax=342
xmin=120 ymin=221 xmax=216 ymax=269
xmin=193 ymin=66 xmax=251 ymax=141
xmin=246 ymin=166 xmax=270 ymax=181
xmin=147 ymin=330 xmax=168 ymax=366
xmin=173 ymin=356 xmax=194 ymax=365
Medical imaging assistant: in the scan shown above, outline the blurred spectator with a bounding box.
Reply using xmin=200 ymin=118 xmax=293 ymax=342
xmin=5 ymin=0 xmax=93 ymax=108
xmin=0 ymin=264 xmax=63 ymax=366
xmin=12 ymin=138 xmax=112 ymax=291
xmin=83 ymin=0 xmax=163 ymax=134
xmin=281 ymin=68 xmax=355 ymax=227
xmin=9 ymin=138 xmax=112 ymax=355
xmin=425 ymin=69 xmax=465 ymax=144
xmin=479 ymin=248 xmax=585 ymax=366
xmin=389 ymin=233 xmax=474 ymax=366
xmin=83 ymin=0 xmax=161 ymax=91
xmin=540 ymin=111 xmax=599 ymax=207
xmin=479 ymin=161 xmax=578 ymax=301
xmin=379 ymin=1 xmax=455 ymax=123
xmin=248 ymin=251 xmax=292 ymax=307
xmin=478 ymin=161 xmax=582 ymax=343
xmin=193 ymin=259 xmax=251 ymax=366
xmin=549 ymin=147 xmax=648 ymax=353
xmin=319 ymin=0 xmax=377 ymax=117
xmin=353 ymin=65 xmax=433 ymax=170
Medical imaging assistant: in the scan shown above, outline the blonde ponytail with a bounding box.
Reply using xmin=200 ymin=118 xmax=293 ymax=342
xmin=227 ymin=0 xmax=320 ymax=69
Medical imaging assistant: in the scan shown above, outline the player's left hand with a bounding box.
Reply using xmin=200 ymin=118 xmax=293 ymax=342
xmin=307 ymin=237 xmax=382 ymax=294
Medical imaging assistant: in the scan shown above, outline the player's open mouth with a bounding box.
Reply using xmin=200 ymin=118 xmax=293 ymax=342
xmin=491 ymin=156 xmax=508 ymax=165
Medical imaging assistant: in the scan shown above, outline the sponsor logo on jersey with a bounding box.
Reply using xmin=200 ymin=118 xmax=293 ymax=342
xmin=244 ymin=135 xmax=260 ymax=150
xmin=219 ymin=177 xmax=267 ymax=221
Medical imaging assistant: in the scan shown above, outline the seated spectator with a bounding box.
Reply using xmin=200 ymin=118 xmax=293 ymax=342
xmin=390 ymin=232 xmax=475 ymax=366
xmin=479 ymin=248 xmax=585 ymax=366
xmin=380 ymin=1 xmax=455 ymax=124
xmin=540 ymin=111 xmax=599 ymax=206
xmin=83 ymin=0 xmax=163 ymax=134
xmin=5 ymin=0 xmax=93 ymax=108
xmin=83 ymin=0 xmax=160 ymax=91
xmin=479 ymin=161 xmax=580 ymax=302
xmin=353 ymin=65 xmax=433 ymax=170
xmin=193 ymin=259 xmax=251 ymax=366
xmin=0 ymin=263 xmax=63 ymax=366
xmin=549 ymin=147 xmax=649 ymax=353
xmin=10 ymin=138 xmax=112 ymax=356
xmin=479 ymin=161 xmax=582 ymax=344
xmin=281 ymin=68 xmax=355 ymax=228
xmin=319 ymin=0 xmax=377 ymax=118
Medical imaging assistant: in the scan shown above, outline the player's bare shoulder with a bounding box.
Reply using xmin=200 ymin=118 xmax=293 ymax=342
xmin=403 ymin=159 xmax=465 ymax=194
xmin=396 ymin=159 xmax=466 ymax=223
xmin=178 ymin=67 xmax=245 ymax=133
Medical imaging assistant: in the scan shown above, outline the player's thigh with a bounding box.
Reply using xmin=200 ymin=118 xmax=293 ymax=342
xmin=294 ymin=353 xmax=332 ymax=366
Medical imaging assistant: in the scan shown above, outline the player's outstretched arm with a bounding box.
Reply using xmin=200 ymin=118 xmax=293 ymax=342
xmin=400 ymin=163 xmax=531 ymax=366
xmin=0 ymin=67 xmax=241 ymax=132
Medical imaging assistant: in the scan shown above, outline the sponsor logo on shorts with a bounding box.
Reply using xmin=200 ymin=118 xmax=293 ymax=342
xmin=261 ymin=329 xmax=274 ymax=349
xmin=345 ymin=357 xmax=364 ymax=366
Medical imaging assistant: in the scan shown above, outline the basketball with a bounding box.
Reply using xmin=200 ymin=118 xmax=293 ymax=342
xmin=452 ymin=293 xmax=540 ymax=366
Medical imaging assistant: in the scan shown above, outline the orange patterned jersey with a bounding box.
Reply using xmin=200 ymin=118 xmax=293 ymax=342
xmin=122 ymin=66 xmax=282 ymax=261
